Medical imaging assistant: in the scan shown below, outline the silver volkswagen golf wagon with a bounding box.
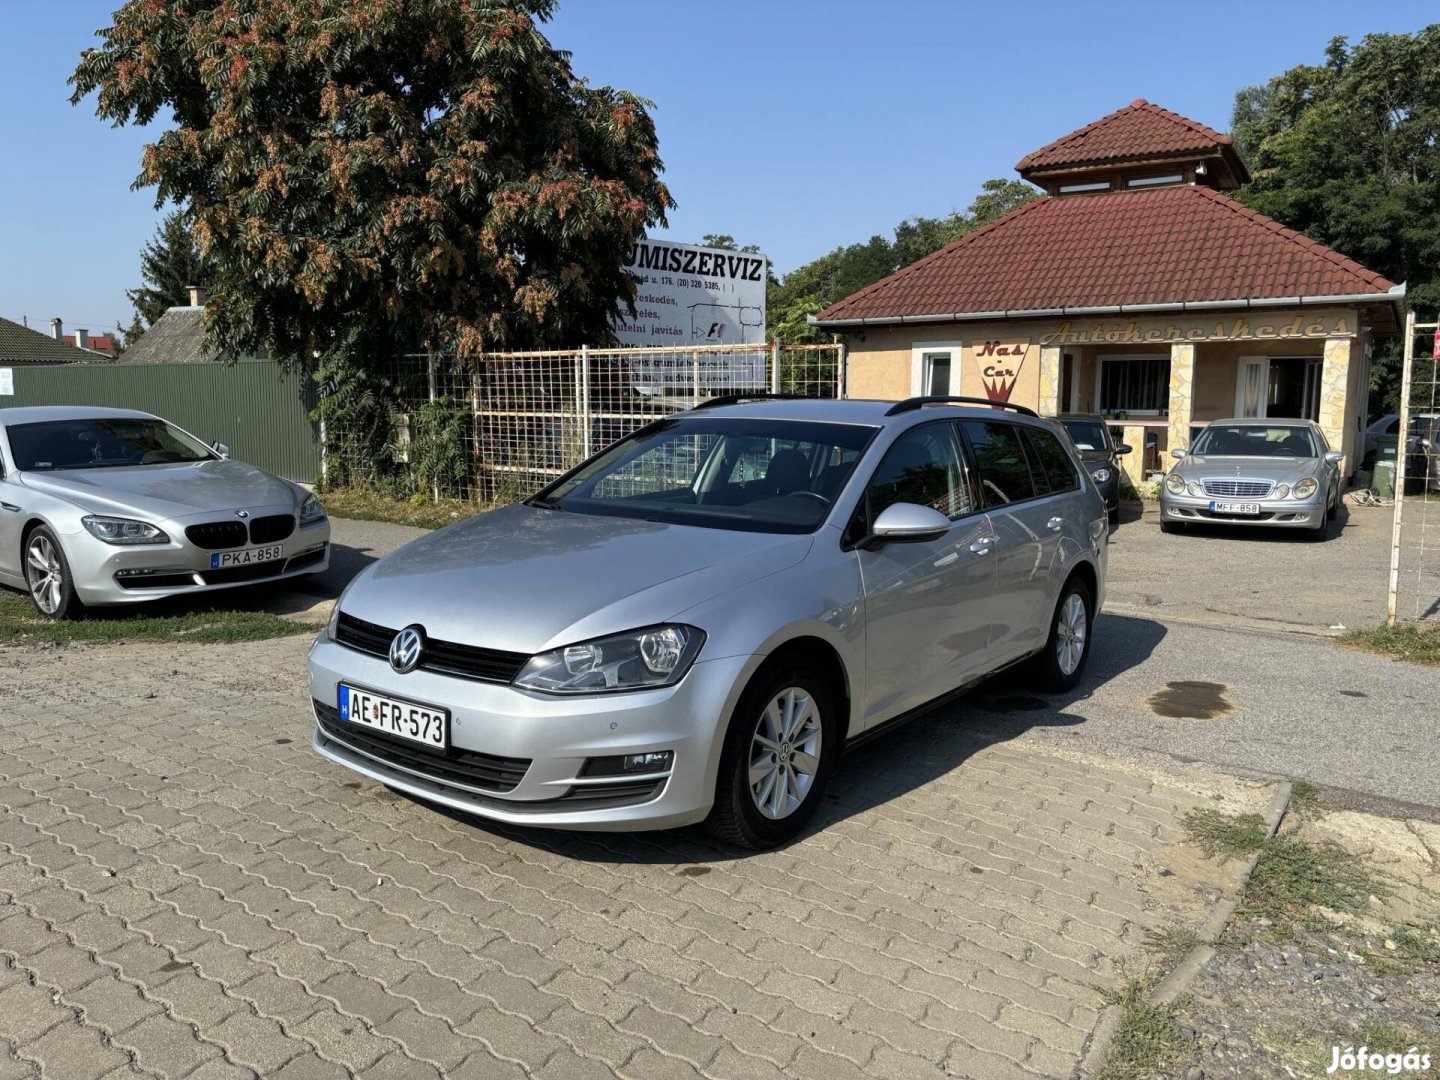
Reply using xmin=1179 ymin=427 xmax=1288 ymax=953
xmin=309 ymin=396 xmax=1109 ymax=848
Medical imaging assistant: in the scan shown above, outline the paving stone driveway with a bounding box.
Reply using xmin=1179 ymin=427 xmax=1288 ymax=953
xmin=0 ymin=636 xmax=1234 ymax=1080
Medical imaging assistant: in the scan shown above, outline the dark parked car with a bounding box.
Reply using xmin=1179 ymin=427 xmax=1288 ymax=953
xmin=1057 ymin=414 xmax=1130 ymax=523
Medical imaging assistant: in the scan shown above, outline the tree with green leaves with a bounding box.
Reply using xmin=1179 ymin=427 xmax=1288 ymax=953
xmin=1231 ymin=26 xmax=1440 ymax=409
xmin=127 ymin=210 xmax=210 ymax=328
xmin=72 ymin=0 xmax=673 ymax=368
xmin=768 ymin=178 xmax=1038 ymax=342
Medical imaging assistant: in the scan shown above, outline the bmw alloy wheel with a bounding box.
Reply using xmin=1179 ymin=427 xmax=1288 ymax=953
xmin=748 ymin=687 xmax=823 ymax=820
xmin=26 ymin=534 xmax=63 ymax=616
xmin=1056 ymin=593 xmax=1087 ymax=676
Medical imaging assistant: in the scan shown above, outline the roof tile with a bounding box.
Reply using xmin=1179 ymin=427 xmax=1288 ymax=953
xmin=1016 ymin=98 xmax=1232 ymax=172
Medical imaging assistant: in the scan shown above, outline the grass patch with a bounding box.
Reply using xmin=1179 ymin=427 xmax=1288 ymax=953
xmin=1288 ymin=780 xmax=1326 ymax=819
xmin=1340 ymin=622 xmax=1440 ymax=666
xmin=1095 ymin=980 xmax=1193 ymax=1080
xmin=0 ymin=586 xmax=314 ymax=647
xmin=1242 ymin=835 xmax=1382 ymax=920
xmin=1183 ymin=808 xmax=1269 ymax=859
xmin=316 ymin=487 xmax=487 ymax=530
xmin=1389 ymin=923 xmax=1440 ymax=966
xmin=1356 ymin=1022 xmax=1434 ymax=1056
xmin=1143 ymin=926 xmax=1202 ymax=968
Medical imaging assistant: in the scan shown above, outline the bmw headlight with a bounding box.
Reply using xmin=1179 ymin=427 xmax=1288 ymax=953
xmin=82 ymin=516 xmax=170 ymax=545
xmin=299 ymin=492 xmax=326 ymax=524
xmin=514 ymin=625 xmax=705 ymax=694
xmin=1165 ymin=473 xmax=1186 ymax=495
xmin=1089 ymin=466 xmax=1112 ymax=484
xmin=1291 ymin=477 xmax=1318 ymax=500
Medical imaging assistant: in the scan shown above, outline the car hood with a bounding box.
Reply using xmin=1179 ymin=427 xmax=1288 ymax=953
xmin=1180 ymin=455 xmax=1320 ymax=484
xmin=19 ymin=459 xmax=298 ymax=520
xmin=342 ymin=503 xmax=816 ymax=654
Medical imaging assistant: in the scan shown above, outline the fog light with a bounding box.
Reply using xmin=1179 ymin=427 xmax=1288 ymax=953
xmin=580 ymin=751 xmax=675 ymax=777
xmin=623 ymin=751 xmax=673 ymax=773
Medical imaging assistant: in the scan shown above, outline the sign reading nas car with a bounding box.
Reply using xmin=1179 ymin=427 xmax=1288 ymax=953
xmin=614 ymin=239 xmax=767 ymax=348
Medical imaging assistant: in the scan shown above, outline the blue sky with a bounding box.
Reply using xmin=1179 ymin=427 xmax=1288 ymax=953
xmin=1 ymin=0 xmax=1434 ymax=336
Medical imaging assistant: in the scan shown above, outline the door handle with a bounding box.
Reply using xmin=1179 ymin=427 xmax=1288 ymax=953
xmin=1047 ymin=516 xmax=1064 ymax=532
xmin=968 ymin=538 xmax=993 ymax=554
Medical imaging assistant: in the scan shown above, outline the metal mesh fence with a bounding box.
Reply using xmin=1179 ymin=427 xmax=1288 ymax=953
xmin=1388 ymin=312 xmax=1440 ymax=623
xmin=320 ymin=343 xmax=845 ymax=504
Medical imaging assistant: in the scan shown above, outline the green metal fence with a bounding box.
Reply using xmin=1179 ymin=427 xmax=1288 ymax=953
xmin=0 ymin=360 xmax=321 ymax=482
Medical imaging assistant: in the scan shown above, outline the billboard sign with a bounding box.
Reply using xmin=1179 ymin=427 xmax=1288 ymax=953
xmin=615 ymin=239 xmax=768 ymax=395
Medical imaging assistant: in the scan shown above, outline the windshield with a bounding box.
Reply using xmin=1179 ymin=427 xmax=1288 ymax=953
xmin=1061 ymin=420 xmax=1110 ymax=452
xmin=7 ymin=418 xmax=215 ymax=471
xmin=1191 ymin=424 xmax=1318 ymax=458
xmin=531 ymin=416 xmax=878 ymax=533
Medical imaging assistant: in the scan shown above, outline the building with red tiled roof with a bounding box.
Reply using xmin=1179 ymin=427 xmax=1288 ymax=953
xmin=814 ymin=99 xmax=1404 ymax=480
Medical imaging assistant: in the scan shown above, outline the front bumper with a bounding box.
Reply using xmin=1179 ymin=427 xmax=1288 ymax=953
xmin=66 ymin=516 xmax=331 ymax=605
xmin=307 ymin=637 xmax=755 ymax=831
xmin=1159 ymin=491 xmax=1323 ymax=529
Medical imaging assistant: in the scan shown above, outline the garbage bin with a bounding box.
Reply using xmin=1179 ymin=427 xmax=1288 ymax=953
xmin=1374 ymin=458 xmax=1396 ymax=499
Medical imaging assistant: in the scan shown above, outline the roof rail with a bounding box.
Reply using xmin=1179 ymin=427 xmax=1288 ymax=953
xmin=689 ymin=392 xmax=809 ymax=411
xmin=884 ymin=395 xmax=1039 ymax=418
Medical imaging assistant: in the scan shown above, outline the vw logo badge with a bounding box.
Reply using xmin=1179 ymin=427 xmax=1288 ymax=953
xmin=389 ymin=625 xmax=425 ymax=674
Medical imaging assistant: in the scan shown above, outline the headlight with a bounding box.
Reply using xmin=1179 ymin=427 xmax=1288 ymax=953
xmin=1186 ymin=480 xmax=1204 ymax=497
xmin=82 ymin=515 xmax=170 ymax=545
xmin=1272 ymin=483 xmax=1290 ymax=500
xmin=1291 ymin=477 xmax=1318 ymax=499
xmin=299 ymin=493 xmax=326 ymax=523
xmin=1089 ymin=466 xmax=1112 ymax=483
xmin=325 ymin=601 xmax=342 ymax=642
xmin=514 ymin=625 xmax=705 ymax=694
xmin=1165 ymin=473 xmax=1186 ymax=495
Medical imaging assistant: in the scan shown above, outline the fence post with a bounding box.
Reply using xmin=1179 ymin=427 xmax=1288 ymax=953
xmin=770 ymin=338 xmax=780 ymax=394
xmin=1387 ymin=309 xmax=1416 ymax=625
xmin=578 ymin=345 xmax=592 ymax=456
xmin=426 ymin=351 xmax=439 ymax=502
xmin=836 ymin=340 xmax=847 ymax=399
xmin=692 ymin=349 xmax=701 ymax=406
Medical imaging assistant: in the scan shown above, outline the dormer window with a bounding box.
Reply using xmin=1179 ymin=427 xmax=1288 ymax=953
xmin=1057 ymin=180 xmax=1111 ymax=194
xmin=1125 ymin=174 xmax=1186 ymax=188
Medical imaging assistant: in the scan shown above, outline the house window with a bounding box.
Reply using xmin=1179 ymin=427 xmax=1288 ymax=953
xmin=1098 ymin=355 xmax=1170 ymax=414
xmin=1058 ymin=180 xmax=1111 ymax=194
xmin=1125 ymin=174 xmax=1185 ymax=188
xmin=909 ymin=343 xmax=963 ymax=397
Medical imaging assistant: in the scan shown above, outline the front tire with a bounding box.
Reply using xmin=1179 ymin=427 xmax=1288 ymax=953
xmin=705 ymin=662 xmax=836 ymax=850
xmin=24 ymin=526 xmax=84 ymax=621
xmin=1160 ymin=519 xmax=1183 ymax=534
xmin=1030 ymin=577 xmax=1094 ymax=693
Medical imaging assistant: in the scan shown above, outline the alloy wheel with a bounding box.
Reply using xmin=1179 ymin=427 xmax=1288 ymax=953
xmin=1056 ymin=593 xmax=1087 ymax=676
xmin=26 ymin=535 xmax=63 ymax=615
xmin=748 ymin=686 xmax=823 ymax=820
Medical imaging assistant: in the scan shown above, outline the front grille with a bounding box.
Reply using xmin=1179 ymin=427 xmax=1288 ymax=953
xmin=314 ymin=700 xmax=529 ymax=793
xmin=201 ymin=559 xmax=286 ymax=585
xmin=335 ymin=612 xmax=528 ymax=685
xmin=249 ymin=514 xmax=295 ymax=544
xmin=1202 ymin=479 xmax=1272 ymax=499
xmin=114 ymin=572 xmax=198 ymax=591
xmin=185 ymin=521 xmax=248 ymax=549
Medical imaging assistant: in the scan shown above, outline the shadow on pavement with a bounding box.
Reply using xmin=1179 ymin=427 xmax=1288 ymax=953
xmin=415 ymin=611 xmax=1168 ymax=864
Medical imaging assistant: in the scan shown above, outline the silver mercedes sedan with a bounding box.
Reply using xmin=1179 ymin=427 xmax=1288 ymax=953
xmin=309 ymin=396 xmax=1109 ymax=848
xmin=0 ymin=406 xmax=330 ymax=618
xmin=1160 ymin=417 xmax=1343 ymax=539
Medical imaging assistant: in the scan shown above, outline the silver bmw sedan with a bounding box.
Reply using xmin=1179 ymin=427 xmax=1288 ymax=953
xmin=310 ymin=396 xmax=1109 ymax=848
xmin=0 ymin=406 xmax=330 ymax=618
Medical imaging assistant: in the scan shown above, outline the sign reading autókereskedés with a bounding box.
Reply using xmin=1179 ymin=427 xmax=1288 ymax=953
xmin=615 ymin=239 xmax=768 ymax=394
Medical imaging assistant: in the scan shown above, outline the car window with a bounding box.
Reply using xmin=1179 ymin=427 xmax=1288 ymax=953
xmin=1060 ymin=419 xmax=1109 ymax=452
xmin=1387 ymin=419 xmax=1401 ymax=435
xmin=6 ymin=417 xmax=213 ymax=471
xmin=959 ymin=420 xmax=1038 ymax=508
xmin=1023 ymin=427 xmax=1079 ymax=495
xmin=535 ymin=416 xmax=877 ymax=534
xmin=863 ymin=422 xmax=973 ymax=524
xmin=1192 ymin=424 xmax=1317 ymax=458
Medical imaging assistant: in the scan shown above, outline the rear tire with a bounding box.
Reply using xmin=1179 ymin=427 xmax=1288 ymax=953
xmin=705 ymin=662 xmax=837 ymax=850
xmin=1029 ymin=576 xmax=1094 ymax=693
xmin=24 ymin=526 xmax=84 ymax=621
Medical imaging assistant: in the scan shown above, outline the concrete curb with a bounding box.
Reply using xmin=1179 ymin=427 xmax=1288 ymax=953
xmin=1103 ymin=602 xmax=1342 ymax=639
xmin=1076 ymin=780 xmax=1293 ymax=1079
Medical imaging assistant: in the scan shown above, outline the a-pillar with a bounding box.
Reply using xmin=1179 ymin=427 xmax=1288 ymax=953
xmin=1320 ymin=337 xmax=1354 ymax=472
xmin=1037 ymin=344 xmax=1062 ymax=415
xmin=1167 ymin=342 xmax=1195 ymax=452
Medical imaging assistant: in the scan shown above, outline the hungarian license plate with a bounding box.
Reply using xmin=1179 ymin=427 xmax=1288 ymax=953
xmin=210 ymin=544 xmax=283 ymax=569
xmin=338 ymin=684 xmax=448 ymax=750
xmin=1209 ymin=500 xmax=1261 ymax=516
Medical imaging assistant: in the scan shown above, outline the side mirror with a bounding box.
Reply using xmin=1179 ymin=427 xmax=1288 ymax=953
xmin=1170 ymin=447 xmax=1186 ymax=460
xmin=868 ymin=503 xmax=951 ymax=545
xmin=1115 ymin=444 xmax=1133 ymax=456
xmin=1324 ymin=450 xmax=1343 ymax=463
xmin=212 ymin=441 xmax=230 ymax=459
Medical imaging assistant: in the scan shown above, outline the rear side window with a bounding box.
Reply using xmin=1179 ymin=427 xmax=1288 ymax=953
xmin=1023 ymin=427 xmax=1079 ymax=495
xmin=863 ymin=422 xmax=974 ymax=524
xmin=959 ymin=420 xmax=1037 ymax=508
